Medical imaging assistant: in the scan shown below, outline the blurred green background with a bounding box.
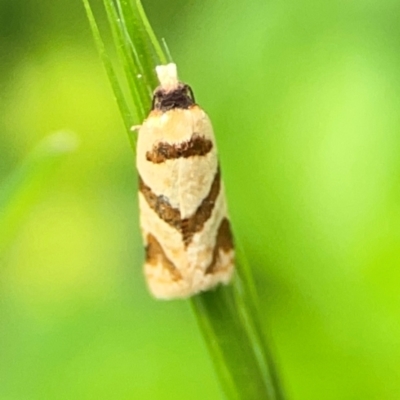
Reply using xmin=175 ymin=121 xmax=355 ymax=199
xmin=1 ymin=0 xmax=400 ymax=399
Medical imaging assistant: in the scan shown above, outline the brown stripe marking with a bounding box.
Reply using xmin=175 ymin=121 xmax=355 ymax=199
xmin=206 ymin=218 xmax=234 ymax=275
xmin=181 ymin=168 xmax=220 ymax=245
xmin=146 ymin=233 xmax=182 ymax=281
xmin=146 ymin=134 xmax=213 ymax=164
xmin=139 ymin=178 xmax=182 ymax=231
xmin=139 ymin=168 xmax=221 ymax=246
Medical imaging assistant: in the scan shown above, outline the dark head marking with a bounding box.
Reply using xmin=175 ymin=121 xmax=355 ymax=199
xmin=151 ymin=83 xmax=195 ymax=112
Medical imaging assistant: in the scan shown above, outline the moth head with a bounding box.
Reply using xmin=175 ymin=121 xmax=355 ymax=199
xmin=152 ymin=63 xmax=196 ymax=112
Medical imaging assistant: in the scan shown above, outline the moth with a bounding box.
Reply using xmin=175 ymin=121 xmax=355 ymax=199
xmin=136 ymin=63 xmax=234 ymax=299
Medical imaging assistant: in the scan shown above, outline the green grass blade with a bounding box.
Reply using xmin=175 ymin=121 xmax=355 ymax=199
xmin=116 ymin=0 xmax=161 ymax=103
xmin=191 ymin=252 xmax=286 ymax=400
xmin=82 ymin=0 xmax=135 ymax=147
xmin=135 ymin=0 xmax=167 ymax=65
xmin=235 ymin=244 xmax=286 ymax=400
xmin=81 ymin=1 xmax=286 ymax=399
xmin=103 ymin=0 xmax=147 ymax=121
xmin=0 ymin=131 xmax=78 ymax=254
xmin=192 ymin=286 xmax=276 ymax=400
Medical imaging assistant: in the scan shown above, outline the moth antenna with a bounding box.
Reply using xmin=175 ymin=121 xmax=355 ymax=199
xmin=185 ymin=84 xmax=196 ymax=103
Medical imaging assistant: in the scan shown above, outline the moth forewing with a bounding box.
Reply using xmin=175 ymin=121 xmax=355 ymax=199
xmin=136 ymin=63 xmax=234 ymax=299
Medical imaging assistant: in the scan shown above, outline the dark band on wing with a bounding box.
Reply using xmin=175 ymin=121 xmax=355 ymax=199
xmin=146 ymin=134 xmax=213 ymax=164
xmin=181 ymin=168 xmax=220 ymax=245
xmin=139 ymin=178 xmax=182 ymax=230
xmin=139 ymin=168 xmax=221 ymax=245
xmin=206 ymin=218 xmax=234 ymax=275
xmin=145 ymin=233 xmax=182 ymax=281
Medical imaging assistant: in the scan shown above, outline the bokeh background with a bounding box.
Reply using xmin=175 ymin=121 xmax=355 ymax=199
xmin=1 ymin=0 xmax=400 ymax=399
